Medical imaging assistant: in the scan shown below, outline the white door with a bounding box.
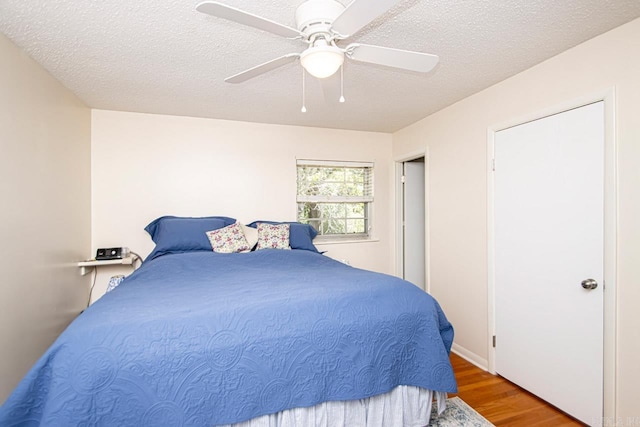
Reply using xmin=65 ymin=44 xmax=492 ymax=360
xmin=494 ymin=102 xmax=604 ymax=425
xmin=403 ymin=159 xmax=426 ymax=289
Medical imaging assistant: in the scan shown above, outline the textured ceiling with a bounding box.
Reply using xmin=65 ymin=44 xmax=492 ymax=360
xmin=1 ymin=1 xmax=640 ymax=133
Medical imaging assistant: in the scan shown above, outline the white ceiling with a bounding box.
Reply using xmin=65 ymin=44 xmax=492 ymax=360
xmin=2 ymin=1 xmax=639 ymax=133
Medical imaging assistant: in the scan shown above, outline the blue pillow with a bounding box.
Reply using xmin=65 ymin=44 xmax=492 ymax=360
xmin=248 ymin=221 xmax=319 ymax=253
xmin=145 ymin=216 xmax=236 ymax=260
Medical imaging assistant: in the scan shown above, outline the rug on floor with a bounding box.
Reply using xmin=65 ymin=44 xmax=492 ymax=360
xmin=428 ymin=396 xmax=495 ymax=426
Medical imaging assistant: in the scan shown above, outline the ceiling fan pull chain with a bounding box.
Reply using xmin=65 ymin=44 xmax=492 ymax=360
xmin=339 ymin=64 xmax=345 ymax=103
xmin=301 ymin=67 xmax=307 ymax=113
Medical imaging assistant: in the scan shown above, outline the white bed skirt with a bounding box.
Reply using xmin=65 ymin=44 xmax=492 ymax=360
xmin=222 ymin=387 xmax=448 ymax=427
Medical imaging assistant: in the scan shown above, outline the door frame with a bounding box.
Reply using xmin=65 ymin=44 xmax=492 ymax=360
xmin=395 ymin=150 xmax=429 ymax=292
xmin=486 ymin=88 xmax=617 ymax=420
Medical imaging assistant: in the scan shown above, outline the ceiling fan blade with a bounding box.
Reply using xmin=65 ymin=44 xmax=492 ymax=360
xmin=196 ymin=1 xmax=302 ymax=39
xmin=346 ymin=43 xmax=439 ymax=73
xmin=225 ymin=53 xmax=300 ymax=84
xmin=331 ymin=0 xmax=402 ymax=38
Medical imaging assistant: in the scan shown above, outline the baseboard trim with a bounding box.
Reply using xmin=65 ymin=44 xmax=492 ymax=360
xmin=451 ymin=343 xmax=489 ymax=371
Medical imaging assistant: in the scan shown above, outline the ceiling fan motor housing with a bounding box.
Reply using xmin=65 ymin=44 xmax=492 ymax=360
xmin=295 ymin=0 xmax=345 ymax=38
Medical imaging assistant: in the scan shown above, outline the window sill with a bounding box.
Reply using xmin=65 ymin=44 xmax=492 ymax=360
xmin=314 ymin=238 xmax=380 ymax=246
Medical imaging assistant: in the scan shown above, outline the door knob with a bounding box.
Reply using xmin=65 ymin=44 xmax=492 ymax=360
xmin=581 ymin=278 xmax=598 ymax=290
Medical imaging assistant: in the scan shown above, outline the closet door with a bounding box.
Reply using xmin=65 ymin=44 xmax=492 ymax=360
xmin=494 ymin=102 xmax=604 ymax=425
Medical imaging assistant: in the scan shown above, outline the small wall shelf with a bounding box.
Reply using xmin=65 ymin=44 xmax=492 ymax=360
xmin=78 ymin=256 xmax=136 ymax=276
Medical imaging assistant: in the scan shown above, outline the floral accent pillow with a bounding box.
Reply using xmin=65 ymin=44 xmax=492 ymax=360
xmin=206 ymin=222 xmax=250 ymax=253
xmin=256 ymin=223 xmax=291 ymax=250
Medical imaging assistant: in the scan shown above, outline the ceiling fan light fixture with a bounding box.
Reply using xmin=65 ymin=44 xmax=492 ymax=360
xmin=300 ymin=43 xmax=344 ymax=79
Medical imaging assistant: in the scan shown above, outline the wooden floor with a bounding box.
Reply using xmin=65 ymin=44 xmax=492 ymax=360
xmin=449 ymin=353 xmax=585 ymax=426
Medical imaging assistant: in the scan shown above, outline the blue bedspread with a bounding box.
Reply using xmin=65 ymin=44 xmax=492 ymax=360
xmin=0 ymin=250 xmax=456 ymax=426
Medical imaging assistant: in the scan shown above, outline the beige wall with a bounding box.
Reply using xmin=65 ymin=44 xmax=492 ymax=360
xmin=0 ymin=35 xmax=91 ymax=403
xmin=90 ymin=110 xmax=394 ymax=300
xmin=393 ymin=18 xmax=640 ymax=420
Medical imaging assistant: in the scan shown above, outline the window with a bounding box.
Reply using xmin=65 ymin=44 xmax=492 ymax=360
xmin=296 ymin=160 xmax=374 ymax=240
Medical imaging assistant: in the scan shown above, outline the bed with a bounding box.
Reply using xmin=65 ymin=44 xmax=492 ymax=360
xmin=0 ymin=217 xmax=457 ymax=426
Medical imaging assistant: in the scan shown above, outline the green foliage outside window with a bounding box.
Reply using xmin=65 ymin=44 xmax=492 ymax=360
xmin=296 ymin=163 xmax=373 ymax=237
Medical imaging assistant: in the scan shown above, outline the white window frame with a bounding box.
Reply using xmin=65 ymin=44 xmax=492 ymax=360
xmin=296 ymin=159 xmax=374 ymax=242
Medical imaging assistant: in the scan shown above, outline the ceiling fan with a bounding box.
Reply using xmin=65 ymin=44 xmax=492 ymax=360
xmin=195 ymin=0 xmax=439 ymax=84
